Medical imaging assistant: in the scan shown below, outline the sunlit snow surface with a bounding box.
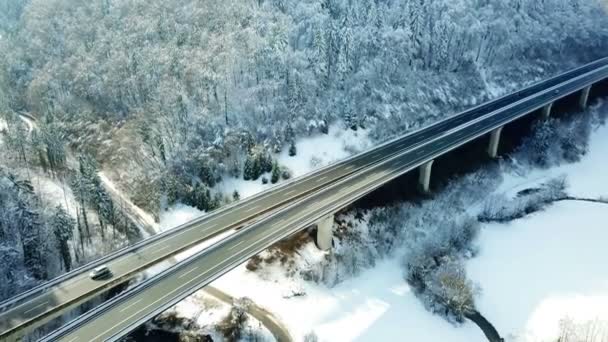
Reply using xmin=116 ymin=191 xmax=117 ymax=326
xmin=469 ymin=201 xmax=608 ymax=341
xmin=159 ymin=203 xmax=206 ymax=233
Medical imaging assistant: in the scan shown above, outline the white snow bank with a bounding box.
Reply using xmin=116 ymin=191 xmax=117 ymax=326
xmin=469 ymin=201 xmax=608 ymax=342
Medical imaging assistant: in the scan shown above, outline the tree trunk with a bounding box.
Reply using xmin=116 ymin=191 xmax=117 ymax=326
xmin=465 ymin=310 xmax=503 ymax=342
xmin=80 ymin=204 xmax=92 ymax=244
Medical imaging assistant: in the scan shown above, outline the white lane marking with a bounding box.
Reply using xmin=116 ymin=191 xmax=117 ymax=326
xmin=229 ymin=241 xmax=245 ymax=251
xmin=260 ymin=230 xmax=277 ymax=242
xmin=178 ymin=267 xmax=199 ymax=279
xmin=244 ymin=205 xmax=260 ymax=213
xmin=283 ymin=189 xmax=296 ymax=196
xmin=155 ymin=245 xmax=171 ymax=253
xmin=66 ymin=337 xmax=79 ymax=342
xmin=204 ymin=223 xmax=219 ymax=230
xmin=95 ymin=260 xmax=229 ymax=340
xmin=119 ymin=299 xmax=142 ymax=313
xmin=344 ymin=165 xmax=355 ymax=171
xmin=316 ymin=176 xmax=328 ymax=183
xmin=24 ymin=301 xmax=49 ymax=315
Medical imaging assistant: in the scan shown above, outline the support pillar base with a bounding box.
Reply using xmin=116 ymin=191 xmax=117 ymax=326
xmin=316 ymin=215 xmax=334 ymax=251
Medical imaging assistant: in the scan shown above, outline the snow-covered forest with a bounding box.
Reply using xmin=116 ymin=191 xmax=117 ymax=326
xmin=2 ymin=0 xmax=608 ymax=218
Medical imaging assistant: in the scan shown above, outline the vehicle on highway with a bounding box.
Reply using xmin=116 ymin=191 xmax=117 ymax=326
xmin=89 ymin=266 xmax=112 ymax=280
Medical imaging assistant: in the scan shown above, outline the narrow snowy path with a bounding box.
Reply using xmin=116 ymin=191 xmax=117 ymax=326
xmin=205 ymin=286 xmax=293 ymax=342
xmin=98 ymin=172 xmax=159 ymax=237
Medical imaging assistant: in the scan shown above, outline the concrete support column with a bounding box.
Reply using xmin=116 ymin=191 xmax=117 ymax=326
xmin=418 ymin=160 xmax=434 ymax=194
xmin=541 ymin=103 xmax=553 ymax=119
xmin=579 ymin=85 xmax=592 ymax=109
xmin=487 ymin=127 xmax=504 ymax=159
xmin=316 ymin=214 xmax=334 ymax=251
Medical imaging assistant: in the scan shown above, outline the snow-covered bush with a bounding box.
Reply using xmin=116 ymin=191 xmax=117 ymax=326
xmin=479 ymin=177 xmax=568 ymax=223
xmin=517 ymin=116 xmax=591 ymax=169
xmin=218 ymin=303 xmax=249 ymax=342
xmin=303 ymin=331 xmax=320 ymax=342
xmin=556 ymin=317 xmax=608 ymax=342
xmin=217 ymin=298 xmax=268 ymax=342
xmin=423 ymin=258 xmax=480 ymax=323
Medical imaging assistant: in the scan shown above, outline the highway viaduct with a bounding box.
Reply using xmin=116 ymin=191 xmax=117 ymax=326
xmin=313 ymin=83 xmax=601 ymax=251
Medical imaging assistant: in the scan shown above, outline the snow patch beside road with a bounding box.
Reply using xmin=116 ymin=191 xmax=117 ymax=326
xmin=277 ymin=123 xmax=373 ymax=178
xmin=160 ymin=204 xmax=206 ymax=233
xmin=216 ymin=123 xmax=373 ymax=200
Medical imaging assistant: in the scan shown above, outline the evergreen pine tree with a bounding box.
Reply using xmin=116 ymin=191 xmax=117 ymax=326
xmin=271 ymin=161 xmax=280 ymax=184
xmin=289 ymin=140 xmax=297 ymax=157
xmin=51 ymin=206 xmax=75 ymax=272
xmin=243 ymin=156 xmax=254 ymax=181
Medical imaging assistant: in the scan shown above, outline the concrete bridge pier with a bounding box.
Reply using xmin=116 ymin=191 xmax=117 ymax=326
xmin=579 ymin=85 xmax=592 ymax=109
xmin=315 ymin=214 xmax=334 ymax=250
xmin=418 ymin=160 xmax=434 ymax=194
xmin=541 ymin=103 xmax=553 ymax=119
xmin=487 ymin=126 xmax=504 ymax=159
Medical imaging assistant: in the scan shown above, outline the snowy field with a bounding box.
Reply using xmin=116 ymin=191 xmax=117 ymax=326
xmin=206 ymin=120 xmax=608 ymax=341
xmin=470 ymin=201 xmax=608 ymax=342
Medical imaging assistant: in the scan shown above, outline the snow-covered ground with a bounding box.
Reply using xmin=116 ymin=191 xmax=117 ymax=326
xmin=470 ymin=201 xmax=608 ymax=342
xmin=213 ymin=254 xmax=484 ymax=341
xmin=159 ymin=203 xmax=206 ymax=233
xmin=215 ymin=123 xmax=373 ymax=199
xmin=201 ymin=117 xmax=608 ymax=341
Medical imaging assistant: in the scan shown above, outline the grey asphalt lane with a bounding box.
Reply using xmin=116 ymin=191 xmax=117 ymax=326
xmin=43 ymin=63 xmax=608 ymax=342
xmin=3 ymin=57 xmax=608 ymax=341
